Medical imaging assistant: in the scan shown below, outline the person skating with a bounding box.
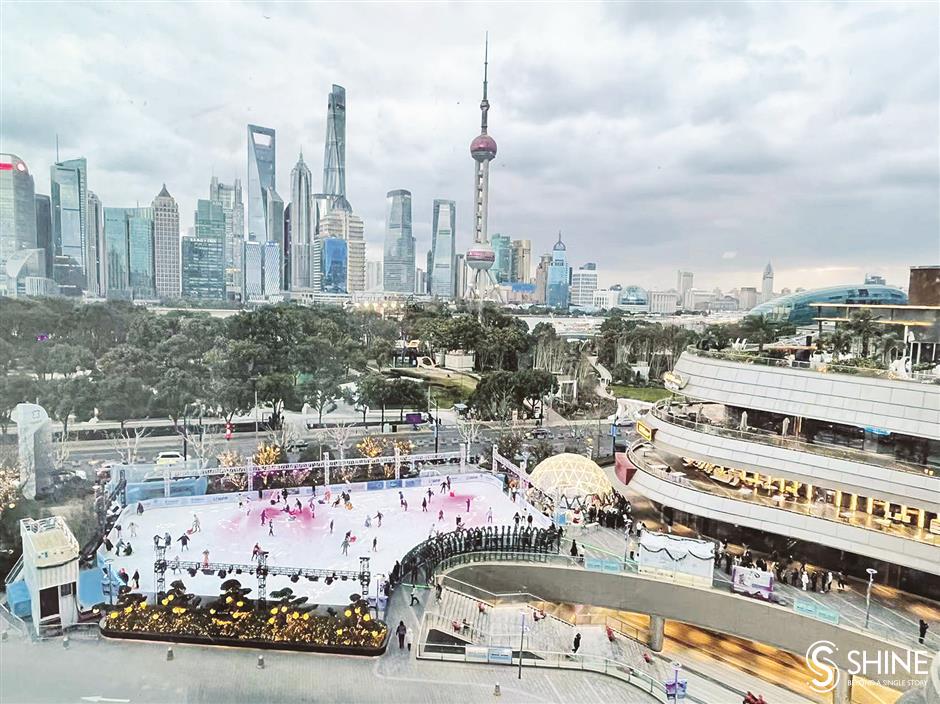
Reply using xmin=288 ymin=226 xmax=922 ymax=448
xmin=466 ymin=497 xmax=471 ymax=512
xmin=295 ymin=498 xmax=302 ymax=513
xmin=177 ymin=533 xmax=191 ymax=551
xmin=409 ymin=586 xmax=419 ymax=606
xmin=396 ymin=621 xmax=407 ymax=649
xmin=375 ymin=511 xmax=383 ymax=527
xmin=919 ymin=619 xmax=929 ymax=644
xmin=372 ymin=536 xmax=378 ymax=552
xmin=261 ymin=509 xmax=267 ymax=526
xmin=513 ymin=512 xmax=521 ymax=527
xmin=268 ymin=520 xmax=275 ymax=537
xmin=329 ymin=519 xmax=334 ymax=534
xmin=202 ymin=549 xmax=210 ymax=568
xmin=118 ymin=567 xmax=129 ymax=585
xmin=341 ymin=536 xmax=350 ymax=556
xmin=440 ymin=480 xmax=447 ymax=494
xmin=486 ymin=507 xmax=493 ymax=524
xmin=446 ymin=476 xmax=451 ymax=492
xmin=435 ymin=582 xmax=443 ymax=601
xmin=164 ymin=532 xmax=172 ymax=547
xmin=127 ymin=521 xmax=138 ymax=538
xmin=192 ymin=514 xmax=201 ymax=533
xmin=572 ymin=632 xmax=581 ymax=654
xmin=426 ymin=488 xmax=433 ymax=503
xmin=438 ymin=509 xmax=444 ymax=522
xmin=136 ymin=502 xmax=144 ymax=515
xmin=422 ymin=498 xmax=427 ymax=512
xmin=365 ymin=514 xmax=372 ymax=528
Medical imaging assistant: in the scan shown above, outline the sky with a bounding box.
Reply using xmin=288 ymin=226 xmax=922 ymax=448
xmin=2 ymin=1 xmax=938 ymax=293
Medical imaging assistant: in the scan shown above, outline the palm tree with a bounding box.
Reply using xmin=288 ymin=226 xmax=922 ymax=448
xmin=845 ymin=310 xmax=881 ymax=358
xmin=821 ymin=329 xmax=853 ymax=356
xmin=875 ymin=331 xmax=903 ymax=364
xmin=740 ymin=315 xmax=777 ymax=352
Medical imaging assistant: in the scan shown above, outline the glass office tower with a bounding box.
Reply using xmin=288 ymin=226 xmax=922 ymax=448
xmin=50 ymin=157 xmax=87 ymax=292
xmin=182 ymin=199 xmax=225 ymax=300
xmin=491 ymin=233 xmax=511 ymax=283
xmin=322 ymin=85 xmax=350 ymax=212
xmin=546 ymin=232 xmax=571 ymax=308
xmin=382 ymin=189 xmax=414 ymax=293
xmin=0 ymin=154 xmax=38 ymax=292
xmin=127 ymin=209 xmax=155 ymax=298
xmin=247 ymin=124 xmax=276 ymax=242
xmin=430 ymin=199 xmax=456 ymax=298
xmin=320 ymin=238 xmax=348 ymax=294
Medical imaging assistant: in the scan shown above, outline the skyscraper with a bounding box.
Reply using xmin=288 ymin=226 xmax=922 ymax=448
xmin=247 ymin=125 xmax=276 ymax=242
xmin=322 ymin=85 xmax=350 ymax=211
xmin=761 ymin=261 xmax=774 ymax=302
xmin=0 ymin=154 xmax=38 ymax=293
xmin=430 ymin=199 xmax=456 ymax=298
xmin=312 ymin=237 xmax=349 ymax=294
xmin=464 ymin=36 xmax=502 ymax=312
xmin=534 ymin=253 xmax=552 ymax=303
xmin=546 ymin=233 xmax=570 ymax=308
xmin=182 ymin=199 xmax=226 ymax=300
xmin=366 ymin=260 xmax=383 ymax=291
xmin=319 ymin=208 xmax=365 ymax=291
xmin=152 ymin=184 xmax=180 ymax=299
xmin=289 ymin=152 xmax=313 ymax=289
xmin=102 ymin=207 xmax=153 ymax=298
xmin=35 ymin=193 xmax=53 ymax=280
xmin=510 ymin=239 xmax=531 ymax=283
xmin=210 ymin=176 xmax=244 ymax=299
xmin=85 ymin=191 xmax=104 ymax=296
xmin=382 ymin=189 xmax=415 ymax=293
xmin=50 ymin=157 xmax=87 ymax=293
xmin=677 ymin=270 xmax=694 ymax=303
xmin=570 ymin=264 xmax=598 ymax=308
xmin=491 ymin=233 xmax=511 ymax=283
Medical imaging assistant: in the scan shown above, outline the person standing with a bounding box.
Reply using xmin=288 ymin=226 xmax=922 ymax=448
xmin=341 ymin=536 xmax=350 ymax=556
xmin=396 ymin=621 xmax=407 ymax=649
xmin=919 ymin=619 xmax=929 ymax=644
xmin=373 ymin=537 xmax=378 ymax=552
xmin=422 ymin=498 xmax=428 ymax=512
xmin=329 ymin=519 xmax=334 ymax=534
xmin=572 ymin=633 xmax=581 ymax=654
xmin=376 ymin=511 xmax=383 ymax=527
xmin=268 ymin=520 xmax=275 ymax=537
xmin=409 ymin=586 xmax=419 ymax=606
xmin=177 ymin=533 xmax=190 ymax=551
xmin=486 ymin=507 xmax=493 ymax=524
xmin=131 ymin=570 xmax=140 ymax=589
xmin=801 ymin=570 xmax=809 ymax=591
xmin=202 ymin=549 xmax=210 ymax=568
xmin=466 ymin=497 xmax=471 ymax=512
xmin=436 ymin=582 xmax=443 ymax=602
xmin=837 ymin=571 xmax=846 ymax=591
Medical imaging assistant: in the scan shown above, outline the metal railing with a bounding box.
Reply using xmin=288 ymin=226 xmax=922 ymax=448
xmin=650 ymin=401 xmax=938 ymax=480
xmin=414 ymin=640 xmax=707 ymax=704
xmin=685 ymin=346 xmax=940 ymax=385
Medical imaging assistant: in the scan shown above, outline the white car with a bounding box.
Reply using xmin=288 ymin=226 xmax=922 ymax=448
xmin=155 ymin=451 xmax=184 ymax=465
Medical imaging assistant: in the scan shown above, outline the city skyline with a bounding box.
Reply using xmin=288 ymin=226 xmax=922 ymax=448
xmin=3 ymin=3 xmax=937 ymax=293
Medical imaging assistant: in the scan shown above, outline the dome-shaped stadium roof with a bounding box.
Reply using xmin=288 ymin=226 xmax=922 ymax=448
xmin=529 ymin=453 xmax=612 ymax=500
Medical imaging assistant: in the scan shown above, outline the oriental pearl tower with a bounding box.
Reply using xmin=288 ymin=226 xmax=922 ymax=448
xmin=464 ymin=34 xmax=503 ymax=315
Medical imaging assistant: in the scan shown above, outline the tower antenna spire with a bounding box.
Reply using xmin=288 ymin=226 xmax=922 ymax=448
xmin=480 ymin=32 xmax=490 ymax=133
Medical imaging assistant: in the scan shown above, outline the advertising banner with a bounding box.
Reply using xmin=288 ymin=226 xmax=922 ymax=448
xmin=731 ymin=566 xmax=775 ymax=601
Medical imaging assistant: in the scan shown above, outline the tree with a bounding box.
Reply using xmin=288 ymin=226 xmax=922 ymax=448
xmin=385 ymin=378 xmax=426 ymax=422
xmin=323 ymin=421 xmax=361 ymax=460
xmin=469 ymin=371 xmax=518 ymax=421
xmin=513 ymin=369 xmax=558 ymax=419
xmin=845 ymin=310 xmax=882 ymax=358
xmin=0 ymin=375 xmax=36 ymax=436
xmin=152 ymin=368 xmax=202 ymax=429
xmin=355 ymin=374 xmax=392 ymax=427
xmin=109 ymin=427 xmax=150 ymax=465
xmin=875 ymin=331 xmax=903 ymax=364
xmin=96 ymin=376 xmax=153 ymax=429
xmin=39 ymin=376 xmax=96 ymax=438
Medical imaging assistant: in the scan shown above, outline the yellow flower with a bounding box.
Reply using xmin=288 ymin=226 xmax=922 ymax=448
xmin=226 ymin=596 xmax=233 ymax=604
xmin=124 ymin=606 xmax=132 ymax=613
xmin=344 ymin=609 xmax=352 ymax=617
xmin=268 ymin=617 xmax=275 ymax=625
xmin=139 ymin=602 xmax=147 ymax=610
xmin=280 ymin=606 xmax=287 ymax=613
xmin=167 ymin=594 xmax=174 ymax=601
xmin=302 ymin=613 xmax=310 ymax=621
xmin=209 ymin=608 xmax=216 ymax=615
xmin=161 ymin=599 xmax=168 ymax=606
xmin=109 ymin=612 xmax=119 ymax=619
xmin=270 ymin=607 xmax=278 ymax=615
xmin=236 ymin=601 xmax=244 ymax=607
xmin=363 ymin=614 xmax=371 ymax=622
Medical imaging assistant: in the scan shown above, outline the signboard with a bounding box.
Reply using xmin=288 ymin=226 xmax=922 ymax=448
xmin=662 ymin=371 xmax=687 ymax=392
xmin=864 ymin=426 xmax=891 ymax=436
xmin=731 ymin=566 xmax=775 ymax=601
xmin=405 ymin=412 xmax=424 ymax=425
xmin=465 ymin=646 xmax=489 ymax=663
xmin=794 ymin=599 xmax=841 ymax=625
xmin=487 ymin=646 xmax=513 ymax=664
xmin=636 ymin=420 xmax=656 ymax=443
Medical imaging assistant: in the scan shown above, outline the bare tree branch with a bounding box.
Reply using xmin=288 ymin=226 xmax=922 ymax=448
xmin=109 ymin=427 xmax=150 ymax=465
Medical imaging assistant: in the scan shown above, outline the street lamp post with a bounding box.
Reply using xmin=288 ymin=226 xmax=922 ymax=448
xmin=864 ymin=567 xmax=877 ymax=628
xmin=104 ymin=558 xmax=115 ymax=605
xmin=517 ymin=610 xmax=526 ymax=680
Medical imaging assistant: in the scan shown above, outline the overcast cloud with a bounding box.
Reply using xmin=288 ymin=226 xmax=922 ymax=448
xmin=2 ymin=1 xmax=938 ymax=292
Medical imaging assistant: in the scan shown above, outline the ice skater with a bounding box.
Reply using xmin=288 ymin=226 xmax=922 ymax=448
xmin=365 ymin=514 xmax=372 ymax=528
xmin=295 ymin=499 xmax=302 ymax=512
xmin=372 ymin=537 xmax=378 ymax=552
xmin=268 ymin=520 xmax=275 ymax=536
xmin=329 ymin=519 xmax=334 ymax=534
xmin=446 ymin=476 xmax=451 ymax=491
xmin=202 ymin=549 xmax=210 ymax=568
xmin=426 ymin=488 xmax=433 ymax=502
xmin=438 ymin=509 xmax=444 ymax=522
xmin=261 ymin=509 xmax=267 ymax=525
xmin=164 ymin=531 xmax=172 ymax=547
xmin=398 ymin=490 xmax=405 ymax=506
xmin=486 ymin=507 xmax=493 ymax=524
xmin=421 ymin=498 xmax=427 ymax=512
xmin=136 ymin=502 xmax=144 ymax=515
xmin=375 ymin=511 xmax=383 ymax=527
xmin=341 ymin=536 xmax=350 ymax=556
xmin=192 ymin=514 xmax=201 ymax=533
xmin=439 ymin=480 xmax=447 ymax=494
xmin=177 ymin=533 xmax=190 ymax=551
xmin=132 ymin=569 xmax=140 ymax=589
xmin=466 ymin=497 xmax=471 ymax=512
xmin=127 ymin=522 xmax=138 ymax=538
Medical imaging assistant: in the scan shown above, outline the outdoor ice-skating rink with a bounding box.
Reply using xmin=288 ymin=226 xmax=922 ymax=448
xmin=108 ymin=478 xmax=546 ymax=604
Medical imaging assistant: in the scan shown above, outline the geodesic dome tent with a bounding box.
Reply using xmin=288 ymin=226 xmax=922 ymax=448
xmin=528 ymin=453 xmax=613 ymax=509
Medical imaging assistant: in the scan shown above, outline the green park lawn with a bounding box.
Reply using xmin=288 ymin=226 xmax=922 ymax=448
xmin=609 ymin=385 xmax=673 ymax=402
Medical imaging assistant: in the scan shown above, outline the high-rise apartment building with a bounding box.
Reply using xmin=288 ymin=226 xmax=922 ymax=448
xmin=50 ymin=157 xmax=88 ymax=294
xmin=209 ymin=176 xmax=244 ymax=299
xmin=383 ymin=189 xmax=415 ymax=293
xmin=319 ymin=208 xmax=365 ymax=292
xmin=570 ymin=264 xmax=598 ymax=308
xmin=491 ymin=233 xmax=511 ymax=283
xmin=761 ymin=261 xmax=774 ymax=302
xmin=0 ymin=154 xmax=38 ymax=294
xmin=289 ymin=152 xmax=313 ymax=289
xmin=510 ymin=239 xmax=531 ymax=283
xmin=546 ymin=233 xmax=571 ymax=308
xmin=152 ymin=184 xmax=180 ymax=299
xmin=182 ymin=199 xmax=225 ymax=300
xmin=322 ymin=85 xmax=350 ymax=212
xmin=677 ymin=270 xmax=694 ymax=305
xmin=430 ymin=199 xmax=456 ymax=298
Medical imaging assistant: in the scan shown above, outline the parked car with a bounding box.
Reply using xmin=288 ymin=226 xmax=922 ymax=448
xmin=155 ymin=451 xmax=184 ymax=465
xmin=528 ymin=427 xmax=551 ymax=439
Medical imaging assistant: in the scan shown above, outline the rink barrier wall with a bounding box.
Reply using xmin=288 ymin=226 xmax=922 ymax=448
xmin=101 ymin=625 xmax=390 ymax=656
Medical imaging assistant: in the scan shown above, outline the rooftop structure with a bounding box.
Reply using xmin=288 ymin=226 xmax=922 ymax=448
xmin=748 ymin=284 xmax=908 ymax=325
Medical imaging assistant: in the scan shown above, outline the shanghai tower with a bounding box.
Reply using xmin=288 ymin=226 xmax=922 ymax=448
xmin=322 ymin=84 xmax=351 ymax=212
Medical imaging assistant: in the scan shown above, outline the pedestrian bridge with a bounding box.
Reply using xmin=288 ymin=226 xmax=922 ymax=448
xmin=427 ymin=551 xmax=929 ymax=697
